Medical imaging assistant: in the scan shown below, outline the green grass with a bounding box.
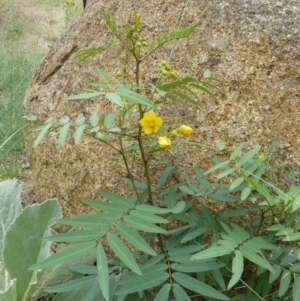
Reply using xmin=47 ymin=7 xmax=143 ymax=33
xmin=0 ymin=43 xmax=43 ymax=179
xmin=0 ymin=0 xmax=82 ymax=180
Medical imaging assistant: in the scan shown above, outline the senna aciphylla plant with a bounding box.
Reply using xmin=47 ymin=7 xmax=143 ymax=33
xmin=27 ymin=13 xmax=241 ymax=301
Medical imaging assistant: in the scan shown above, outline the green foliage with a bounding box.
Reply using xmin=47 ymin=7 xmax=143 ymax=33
xmin=27 ymin=12 xmax=300 ymax=301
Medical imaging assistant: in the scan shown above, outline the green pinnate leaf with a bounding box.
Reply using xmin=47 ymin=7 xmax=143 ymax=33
xmin=149 ymin=20 xmax=202 ymax=51
xmin=241 ymin=187 xmax=251 ymax=201
xmin=279 ymin=271 xmax=291 ymax=297
xmin=124 ymin=215 xmax=167 ymax=233
xmin=43 ymin=229 xmax=107 ymax=242
xmin=106 ymin=92 xmax=124 ymax=107
xmin=236 ymin=146 xmax=261 ymax=166
xmin=230 ymin=143 xmax=244 ymax=160
xmin=293 ymin=276 xmax=300 ymax=300
xmin=172 ymin=283 xmax=191 ymax=301
xmin=153 ymin=283 xmax=171 ymax=301
xmin=44 ymin=276 xmax=96 ymax=293
xmin=29 ymin=241 xmax=96 ymax=270
xmin=269 ymin=264 xmax=282 ymax=284
xmin=104 ymin=113 xmax=115 ymax=129
xmin=65 ymin=92 xmax=105 ymax=100
xmin=74 ymin=124 xmax=86 ymax=145
xmin=180 ymin=228 xmax=206 ymax=243
xmin=107 ymin=233 xmax=142 ymax=275
xmin=130 ymin=209 xmax=169 ymax=224
xmin=116 ymin=89 xmax=154 ymax=107
xmin=33 ymin=122 xmax=53 ymax=147
xmin=229 ymin=177 xmax=245 ymax=191
xmin=191 ymin=246 xmax=233 ymax=260
xmin=96 ymin=245 xmax=109 ymax=301
xmin=89 ymin=109 xmax=99 ymax=127
xmin=228 ymin=250 xmax=243 ymax=289
xmin=172 ymin=272 xmax=229 ymax=300
xmin=135 ymin=204 xmax=172 ymax=214
xmin=59 ymin=122 xmax=71 ymax=147
xmin=204 ymin=160 xmax=230 ymax=175
xmin=116 ymin=270 xmax=168 ymax=295
xmin=116 ymin=224 xmax=157 ymax=256
xmin=97 ymin=190 xmax=135 ymax=209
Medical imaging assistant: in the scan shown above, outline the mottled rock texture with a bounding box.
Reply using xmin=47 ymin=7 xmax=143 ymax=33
xmin=24 ymin=0 xmax=300 ymax=216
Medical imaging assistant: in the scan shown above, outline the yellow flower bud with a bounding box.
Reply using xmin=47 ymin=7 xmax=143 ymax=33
xmin=164 ymin=63 xmax=171 ymax=71
xmin=170 ymin=130 xmax=178 ymax=138
xmin=170 ymin=70 xmax=177 ymax=79
xmin=178 ymin=125 xmax=193 ymax=137
xmin=116 ymin=70 xmax=124 ymax=77
xmin=158 ymin=136 xmax=172 ymax=149
xmin=161 ymin=70 xmax=169 ymax=76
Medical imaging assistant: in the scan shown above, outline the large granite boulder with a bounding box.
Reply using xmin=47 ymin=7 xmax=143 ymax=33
xmin=24 ymin=0 xmax=300 ymax=216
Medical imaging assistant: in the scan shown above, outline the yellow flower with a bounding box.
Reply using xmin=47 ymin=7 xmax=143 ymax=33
xmin=178 ymin=125 xmax=193 ymax=137
xmin=139 ymin=111 xmax=163 ymax=134
xmin=158 ymin=136 xmax=171 ymax=149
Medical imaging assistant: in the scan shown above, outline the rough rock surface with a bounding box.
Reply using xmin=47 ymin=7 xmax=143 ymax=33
xmin=24 ymin=0 xmax=300 ymax=216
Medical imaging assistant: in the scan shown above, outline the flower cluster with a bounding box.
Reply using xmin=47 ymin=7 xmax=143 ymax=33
xmin=161 ymin=61 xmax=177 ymax=79
xmin=139 ymin=111 xmax=193 ymax=149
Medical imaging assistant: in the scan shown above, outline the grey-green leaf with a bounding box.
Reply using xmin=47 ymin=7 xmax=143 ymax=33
xmin=43 ymin=229 xmax=107 ymax=242
xmin=75 ymin=113 xmax=85 ymax=126
xmin=117 ymin=224 xmax=157 ymax=256
xmin=97 ymin=190 xmax=135 ymax=209
xmin=124 ymin=215 xmax=167 ymax=233
xmin=157 ymin=166 xmax=174 ymax=188
xmin=75 ymin=124 xmax=86 ymax=145
xmin=180 ymin=228 xmax=206 ymax=243
xmin=240 ymin=248 xmax=274 ymax=273
xmin=104 ymin=113 xmax=115 ymax=129
xmin=241 ymin=187 xmax=251 ymax=201
xmin=97 ymin=245 xmax=109 ymax=300
xmin=33 ymin=122 xmax=53 ymax=147
xmin=228 ymin=250 xmax=243 ymax=289
xmin=269 ymin=264 xmax=282 ymax=284
xmin=192 ymin=246 xmax=233 ymax=260
xmin=59 ymin=122 xmax=71 ymax=147
xmin=45 ymin=276 xmax=96 ymax=293
xmin=107 ymin=233 xmax=142 ymax=275
xmin=204 ymin=160 xmax=230 ymax=175
xmin=116 ymin=272 xmax=168 ymax=295
xmin=131 ymin=209 xmax=169 ymax=224
xmin=65 ymin=92 xmax=105 ymax=100
xmin=292 ymin=276 xmax=300 ymax=300
xmin=172 ymin=283 xmax=191 ymax=301
xmin=236 ymin=146 xmax=261 ymax=166
xmin=89 ymin=109 xmax=99 ymax=127
xmin=172 ymin=201 xmax=186 ymax=214
xmin=116 ymin=89 xmax=155 ymax=107
xmin=106 ymin=92 xmax=124 ymax=107
xmin=229 ymin=177 xmax=245 ymax=191
xmin=135 ymin=204 xmax=172 ymax=214
xmin=173 ymin=272 xmax=229 ymax=300
xmin=153 ymin=283 xmax=171 ymax=301
xmin=230 ymin=143 xmax=244 ymax=160
xmin=29 ymin=241 xmax=96 ymax=270
xmin=279 ymin=271 xmax=291 ymax=297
